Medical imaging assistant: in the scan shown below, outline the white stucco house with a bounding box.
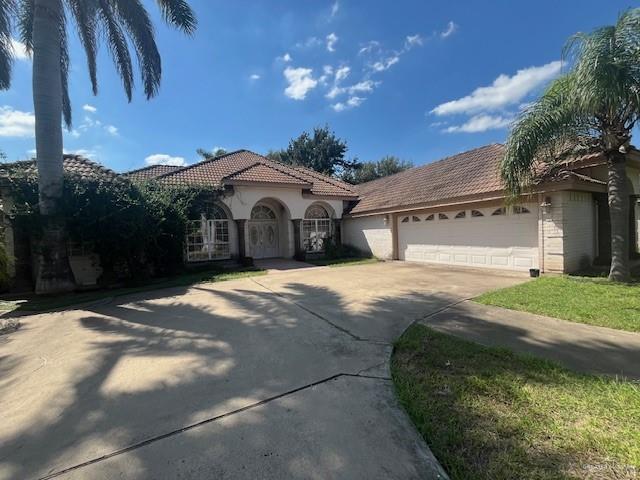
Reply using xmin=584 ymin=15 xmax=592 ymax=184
xmin=2 ymin=144 xmax=639 ymax=289
xmin=127 ymin=150 xmax=358 ymax=262
xmin=342 ymin=144 xmax=640 ymax=273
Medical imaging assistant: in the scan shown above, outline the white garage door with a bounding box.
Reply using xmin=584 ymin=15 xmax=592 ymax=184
xmin=398 ymin=205 xmax=539 ymax=271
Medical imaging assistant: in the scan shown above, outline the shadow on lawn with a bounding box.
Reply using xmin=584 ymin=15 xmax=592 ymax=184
xmin=0 ymin=270 xmax=636 ymax=479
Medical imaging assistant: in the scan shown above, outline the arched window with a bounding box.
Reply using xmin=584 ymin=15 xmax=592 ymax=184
xmin=303 ymin=204 xmax=332 ymax=253
xmin=412 ymin=216 xmax=421 ymax=222
xmin=425 ymin=214 xmax=434 ymax=221
xmin=305 ymin=204 xmax=329 ymax=219
xmin=513 ymin=205 xmax=530 ymax=214
xmin=471 ymin=210 xmax=484 ymax=217
xmin=455 ymin=211 xmax=466 ymax=219
xmin=186 ymin=203 xmax=230 ymax=262
xmin=251 ymin=204 xmax=276 ymax=220
xmin=491 ymin=207 xmax=506 ymax=216
xmin=438 ymin=213 xmax=449 ymax=220
xmin=401 ymin=216 xmax=410 ymax=223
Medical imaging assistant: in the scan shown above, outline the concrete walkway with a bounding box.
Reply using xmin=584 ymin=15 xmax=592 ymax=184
xmin=422 ymin=300 xmax=640 ymax=379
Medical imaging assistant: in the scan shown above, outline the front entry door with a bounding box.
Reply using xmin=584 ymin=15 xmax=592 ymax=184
xmin=248 ymin=221 xmax=278 ymax=259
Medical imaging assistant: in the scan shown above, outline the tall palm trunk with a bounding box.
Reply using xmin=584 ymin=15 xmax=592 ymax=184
xmin=607 ymin=152 xmax=630 ymax=282
xmin=32 ymin=0 xmax=75 ymax=293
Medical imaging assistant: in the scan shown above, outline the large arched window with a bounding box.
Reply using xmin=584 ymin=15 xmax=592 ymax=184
xmin=185 ymin=203 xmax=230 ymax=262
xmin=251 ymin=204 xmax=276 ymax=220
xmin=302 ymin=204 xmax=332 ymax=253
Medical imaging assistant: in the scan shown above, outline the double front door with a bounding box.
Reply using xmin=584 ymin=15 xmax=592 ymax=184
xmin=248 ymin=221 xmax=278 ymax=259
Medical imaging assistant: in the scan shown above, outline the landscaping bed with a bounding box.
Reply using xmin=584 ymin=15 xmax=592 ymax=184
xmin=475 ymin=275 xmax=640 ymax=332
xmin=392 ymin=324 xmax=640 ymax=480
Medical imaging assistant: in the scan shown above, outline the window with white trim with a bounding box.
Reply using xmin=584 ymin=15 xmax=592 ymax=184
xmin=185 ymin=204 xmax=230 ymax=262
xmin=302 ymin=204 xmax=332 ymax=253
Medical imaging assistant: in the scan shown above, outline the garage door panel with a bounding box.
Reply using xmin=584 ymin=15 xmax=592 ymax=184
xmin=398 ymin=205 xmax=538 ymax=272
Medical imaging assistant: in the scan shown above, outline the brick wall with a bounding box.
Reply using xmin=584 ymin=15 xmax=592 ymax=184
xmin=342 ymin=215 xmax=393 ymax=259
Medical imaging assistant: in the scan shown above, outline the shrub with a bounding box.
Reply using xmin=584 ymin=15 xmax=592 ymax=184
xmin=7 ymin=174 xmax=220 ymax=284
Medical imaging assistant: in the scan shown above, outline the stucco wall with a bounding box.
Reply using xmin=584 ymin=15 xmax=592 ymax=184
xmin=222 ymin=186 xmax=344 ymax=220
xmin=540 ymin=191 xmax=596 ymax=273
xmin=342 ymin=214 xmax=393 ymax=259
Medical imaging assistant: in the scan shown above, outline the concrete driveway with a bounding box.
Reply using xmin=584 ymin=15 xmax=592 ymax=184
xmin=0 ymin=262 xmax=526 ymax=479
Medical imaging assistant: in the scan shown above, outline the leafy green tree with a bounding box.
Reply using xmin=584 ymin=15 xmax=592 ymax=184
xmin=275 ymin=126 xmax=360 ymax=176
xmin=197 ymin=148 xmax=227 ymax=160
xmin=0 ymin=0 xmax=196 ymax=293
xmin=501 ymin=8 xmax=640 ymax=282
xmin=343 ymin=156 xmax=413 ymax=184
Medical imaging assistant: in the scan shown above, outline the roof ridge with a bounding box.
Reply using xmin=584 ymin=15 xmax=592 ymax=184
xmin=356 ymin=143 xmax=504 ymax=189
xmin=256 ymin=156 xmax=319 ymax=185
xmin=291 ymin=165 xmax=357 ymax=193
xmin=125 ymin=163 xmax=181 ymax=175
xmin=156 ymin=149 xmax=248 ymax=180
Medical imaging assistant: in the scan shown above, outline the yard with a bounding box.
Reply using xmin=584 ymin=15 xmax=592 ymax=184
xmin=392 ymin=324 xmax=640 ymax=480
xmin=475 ymin=275 xmax=640 ymax=332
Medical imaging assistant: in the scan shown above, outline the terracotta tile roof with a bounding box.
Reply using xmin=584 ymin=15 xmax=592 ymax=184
xmin=156 ymin=149 xmax=357 ymax=198
xmin=224 ymin=163 xmax=311 ymax=186
xmin=0 ymin=155 xmax=118 ymax=181
xmin=125 ymin=164 xmax=181 ymax=181
xmin=350 ymin=144 xmax=506 ymax=215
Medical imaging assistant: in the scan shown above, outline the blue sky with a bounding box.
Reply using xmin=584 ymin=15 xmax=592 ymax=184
xmin=0 ymin=0 xmax=635 ymax=172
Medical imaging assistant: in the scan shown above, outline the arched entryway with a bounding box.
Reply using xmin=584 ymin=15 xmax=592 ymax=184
xmin=248 ymin=203 xmax=280 ymax=259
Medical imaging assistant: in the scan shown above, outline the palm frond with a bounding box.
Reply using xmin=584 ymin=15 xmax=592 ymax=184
xmin=66 ymin=0 xmax=99 ymax=94
xmin=501 ymin=74 xmax=587 ymax=197
xmin=155 ymin=0 xmax=196 ymax=34
xmin=110 ymin=0 xmax=161 ymax=99
xmin=96 ymin=0 xmax=134 ymax=100
xmin=0 ymin=0 xmax=16 ymax=90
xmin=17 ymin=0 xmax=32 ymax=53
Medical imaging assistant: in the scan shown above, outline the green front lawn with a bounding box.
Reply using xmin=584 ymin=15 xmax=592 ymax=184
xmin=392 ymin=325 xmax=640 ymax=480
xmin=305 ymin=257 xmax=380 ymax=267
xmin=0 ymin=267 xmax=266 ymax=314
xmin=475 ymin=276 xmax=640 ymax=332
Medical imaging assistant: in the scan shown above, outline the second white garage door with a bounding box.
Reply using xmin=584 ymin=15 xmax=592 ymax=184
xmin=398 ymin=205 xmax=539 ymax=271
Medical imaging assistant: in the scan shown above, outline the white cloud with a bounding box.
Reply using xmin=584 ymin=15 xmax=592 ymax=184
xmin=145 ymin=153 xmax=187 ymax=166
xmin=331 ymin=96 xmax=366 ymax=112
xmin=440 ymin=21 xmax=458 ymax=39
xmin=63 ymin=148 xmax=99 ymax=160
xmin=295 ymin=37 xmax=322 ymax=49
xmin=277 ymin=52 xmax=292 ymax=63
xmin=68 ymin=129 xmax=81 ymax=138
xmin=326 ymin=33 xmax=338 ymax=52
xmin=82 ymin=104 xmax=97 ymax=113
xmin=405 ymin=34 xmax=424 ymax=48
xmin=334 ymin=65 xmax=350 ymax=82
xmin=444 ymin=114 xmax=513 ymax=133
xmin=358 ymin=41 xmax=380 ymax=55
xmin=370 ymin=56 xmax=400 ymax=72
xmin=326 ymin=79 xmax=378 ymax=99
xmin=249 ymin=73 xmax=261 ymax=80
xmin=0 ymin=106 xmax=35 ymax=137
xmin=105 ymin=125 xmax=118 ymax=136
xmin=11 ymin=39 xmax=29 ymax=60
xmin=431 ymin=60 xmax=562 ymax=116
xmin=283 ymin=66 xmax=318 ymax=100
xmin=330 ymin=1 xmax=339 ymax=17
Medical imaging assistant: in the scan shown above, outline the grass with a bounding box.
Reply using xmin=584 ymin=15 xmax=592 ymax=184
xmin=475 ymin=275 xmax=640 ymax=332
xmin=305 ymin=257 xmax=379 ymax=267
xmin=392 ymin=324 xmax=640 ymax=480
xmin=0 ymin=266 xmax=266 ymax=314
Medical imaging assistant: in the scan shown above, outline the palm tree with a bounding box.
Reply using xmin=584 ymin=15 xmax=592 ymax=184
xmin=501 ymin=8 xmax=640 ymax=282
xmin=0 ymin=0 xmax=196 ymax=293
